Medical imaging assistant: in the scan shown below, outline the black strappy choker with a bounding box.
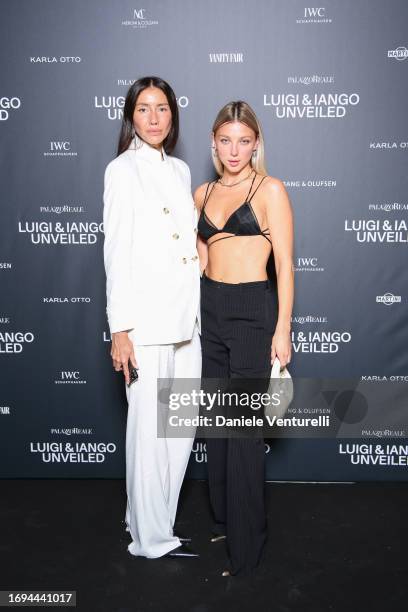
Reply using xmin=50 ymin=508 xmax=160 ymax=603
xmin=197 ymin=172 xmax=272 ymax=247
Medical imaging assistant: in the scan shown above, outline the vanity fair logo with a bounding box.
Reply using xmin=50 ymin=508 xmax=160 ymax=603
xmin=30 ymin=441 xmax=117 ymax=463
xmin=283 ymin=179 xmax=336 ymax=189
xmin=0 ymin=331 xmax=35 ymax=354
xmin=368 ymin=202 xmax=408 ymax=212
xmin=95 ymin=95 xmax=189 ymax=120
xmin=288 ymin=74 xmax=334 ymax=85
xmin=121 ymin=8 xmax=158 ymax=28
xmin=369 ymin=141 xmax=408 ymax=150
xmin=292 ymin=330 xmax=351 ymax=353
xmin=387 ymin=47 xmax=408 ymax=61
xmin=292 ymin=315 xmax=328 ymax=325
xmin=43 ymin=297 xmax=91 ymax=303
xmin=0 ymin=96 xmax=21 ymax=121
xmin=344 ymin=219 xmax=408 ymax=243
xmin=44 ymin=141 xmax=78 ymax=157
xmin=55 ymin=371 xmax=87 ymax=385
xmin=376 ymin=293 xmax=402 ymax=306
xmin=0 ymin=262 xmax=12 ymax=269
xmin=264 ymin=93 xmax=359 ymax=118
xmin=296 ymin=7 xmax=332 ymax=24
xmin=209 ymin=53 xmax=244 ymax=63
xmin=29 ymin=56 xmax=81 ymax=63
xmin=18 ymin=221 xmax=103 ymax=245
xmin=294 ymin=257 xmax=325 ymax=272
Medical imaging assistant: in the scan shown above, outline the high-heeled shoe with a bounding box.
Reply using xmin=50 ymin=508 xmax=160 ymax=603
xmin=174 ymin=532 xmax=192 ymax=543
xmin=163 ymin=543 xmax=199 ymax=558
xmin=210 ymin=533 xmax=226 ymax=543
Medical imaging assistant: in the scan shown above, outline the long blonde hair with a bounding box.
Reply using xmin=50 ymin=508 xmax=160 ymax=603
xmin=211 ymin=101 xmax=267 ymax=176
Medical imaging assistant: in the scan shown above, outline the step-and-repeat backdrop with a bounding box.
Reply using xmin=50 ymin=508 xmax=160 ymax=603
xmin=1 ymin=0 xmax=407 ymax=480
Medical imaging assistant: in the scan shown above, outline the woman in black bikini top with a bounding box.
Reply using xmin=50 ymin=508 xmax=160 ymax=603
xmin=194 ymin=100 xmax=294 ymax=579
xmin=197 ymin=170 xmax=272 ymax=246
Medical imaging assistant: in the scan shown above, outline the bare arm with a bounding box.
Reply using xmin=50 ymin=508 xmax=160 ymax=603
xmin=264 ymin=177 xmax=294 ymax=366
xmin=193 ymin=183 xmax=209 ymax=274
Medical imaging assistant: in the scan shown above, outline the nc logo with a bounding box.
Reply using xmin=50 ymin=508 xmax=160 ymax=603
xmin=133 ymin=8 xmax=146 ymax=19
xmin=51 ymin=141 xmax=71 ymax=151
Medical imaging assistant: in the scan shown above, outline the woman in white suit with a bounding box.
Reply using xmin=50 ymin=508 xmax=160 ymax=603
xmin=103 ymin=76 xmax=201 ymax=559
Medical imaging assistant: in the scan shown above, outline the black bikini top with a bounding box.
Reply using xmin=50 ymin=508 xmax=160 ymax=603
xmin=197 ymin=172 xmax=271 ymax=247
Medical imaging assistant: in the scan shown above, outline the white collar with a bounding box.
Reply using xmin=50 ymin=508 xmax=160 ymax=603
xmin=128 ymin=135 xmax=168 ymax=163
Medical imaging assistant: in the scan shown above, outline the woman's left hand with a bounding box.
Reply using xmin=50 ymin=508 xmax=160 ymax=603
xmin=271 ymin=327 xmax=292 ymax=367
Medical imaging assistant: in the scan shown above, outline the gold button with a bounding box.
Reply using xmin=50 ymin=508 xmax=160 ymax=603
xmin=194 ymin=228 xmax=198 ymax=233
xmin=182 ymin=257 xmax=187 ymax=264
xmin=191 ymin=255 xmax=198 ymax=261
xmin=163 ymin=207 xmax=170 ymax=214
xmin=172 ymin=233 xmax=179 ymax=240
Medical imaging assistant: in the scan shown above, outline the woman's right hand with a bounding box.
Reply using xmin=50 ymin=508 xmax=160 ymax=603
xmin=111 ymin=331 xmax=138 ymax=385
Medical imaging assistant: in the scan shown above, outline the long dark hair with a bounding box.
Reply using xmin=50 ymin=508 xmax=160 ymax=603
xmin=117 ymin=76 xmax=179 ymax=157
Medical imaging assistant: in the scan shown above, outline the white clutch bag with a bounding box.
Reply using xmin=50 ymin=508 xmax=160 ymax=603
xmin=265 ymin=357 xmax=294 ymax=420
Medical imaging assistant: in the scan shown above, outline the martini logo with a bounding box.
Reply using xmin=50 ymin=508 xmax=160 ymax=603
xmin=387 ymin=47 xmax=408 ymax=61
xmin=376 ymin=293 xmax=401 ymax=306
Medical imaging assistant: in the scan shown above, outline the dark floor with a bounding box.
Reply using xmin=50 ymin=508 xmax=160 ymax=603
xmin=0 ymin=479 xmax=407 ymax=612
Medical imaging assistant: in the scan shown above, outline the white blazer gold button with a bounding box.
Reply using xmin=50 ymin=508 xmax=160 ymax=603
xmin=163 ymin=207 xmax=170 ymax=214
xmin=191 ymin=255 xmax=198 ymax=261
xmin=182 ymin=257 xmax=187 ymax=263
xmin=172 ymin=233 xmax=179 ymax=240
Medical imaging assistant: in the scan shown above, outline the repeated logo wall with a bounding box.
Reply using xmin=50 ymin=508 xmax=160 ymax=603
xmin=1 ymin=0 xmax=407 ymax=480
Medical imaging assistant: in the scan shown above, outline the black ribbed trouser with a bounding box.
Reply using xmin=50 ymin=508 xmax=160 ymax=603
xmin=200 ymin=272 xmax=277 ymax=576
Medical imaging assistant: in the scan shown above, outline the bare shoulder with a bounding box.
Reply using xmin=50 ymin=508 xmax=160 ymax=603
xmin=261 ymin=175 xmax=288 ymax=196
xmin=260 ymin=175 xmax=291 ymax=211
xmin=193 ymin=181 xmax=212 ymax=211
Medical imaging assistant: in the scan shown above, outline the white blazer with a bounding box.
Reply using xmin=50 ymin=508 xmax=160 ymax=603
xmin=103 ymin=135 xmax=201 ymax=345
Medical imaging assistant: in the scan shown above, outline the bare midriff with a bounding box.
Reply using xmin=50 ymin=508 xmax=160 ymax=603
xmin=204 ymin=235 xmax=272 ymax=283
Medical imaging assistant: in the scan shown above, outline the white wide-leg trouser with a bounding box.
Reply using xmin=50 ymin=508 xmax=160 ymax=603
xmin=124 ymin=324 xmax=201 ymax=558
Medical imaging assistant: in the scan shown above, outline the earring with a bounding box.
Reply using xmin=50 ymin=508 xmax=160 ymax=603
xmin=212 ymin=146 xmax=218 ymax=157
xmin=252 ymin=149 xmax=258 ymax=157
